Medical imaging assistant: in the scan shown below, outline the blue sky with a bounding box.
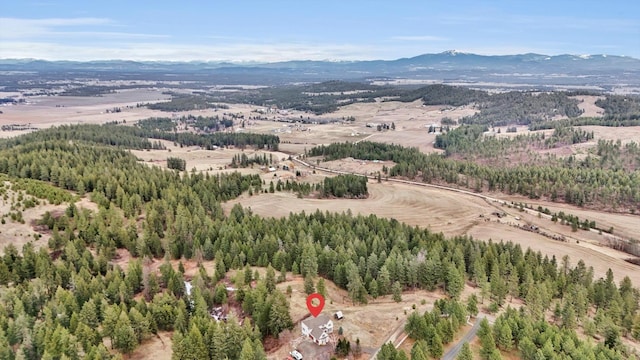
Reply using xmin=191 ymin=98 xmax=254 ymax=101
xmin=1 ymin=0 xmax=638 ymax=61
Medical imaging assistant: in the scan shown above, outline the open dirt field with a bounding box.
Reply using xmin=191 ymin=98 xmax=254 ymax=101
xmin=0 ymin=89 xmax=171 ymax=138
xmin=240 ymin=100 xmax=475 ymax=154
xmin=330 ymin=100 xmax=475 ymax=153
xmin=572 ymin=95 xmax=605 ymax=118
xmin=130 ymin=139 xmax=291 ymax=175
xmin=224 ymin=181 xmax=499 ymax=236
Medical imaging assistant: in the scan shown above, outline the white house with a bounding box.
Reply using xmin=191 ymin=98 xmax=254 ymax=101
xmin=301 ymin=314 xmax=334 ymax=345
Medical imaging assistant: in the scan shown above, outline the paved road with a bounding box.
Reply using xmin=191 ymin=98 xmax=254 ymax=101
xmin=442 ymin=316 xmax=485 ymax=360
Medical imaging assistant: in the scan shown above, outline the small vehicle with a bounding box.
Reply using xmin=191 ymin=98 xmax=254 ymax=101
xmin=289 ymin=350 xmax=303 ymax=360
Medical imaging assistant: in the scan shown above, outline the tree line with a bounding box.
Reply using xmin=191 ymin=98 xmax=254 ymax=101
xmin=320 ymin=174 xmax=368 ymax=198
xmin=529 ymin=116 xmax=640 ymax=130
xmin=309 ymin=141 xmax=640 ymax=211
xmin=0 ymin=123 xmax=279 ymax=151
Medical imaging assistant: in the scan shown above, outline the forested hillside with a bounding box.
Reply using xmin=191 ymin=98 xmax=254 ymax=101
xmin=309 ymin=141 xmax=640 ymax=210
xmin=0 ymin=123 xmax=280 ymax=151
xmin=0 ymin=125 xmax=639 ymax=359
xmin=433 ymin=124 xmax=593 ymax=162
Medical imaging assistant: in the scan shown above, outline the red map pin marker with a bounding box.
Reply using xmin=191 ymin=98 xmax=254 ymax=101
xmin=306 ymin=293 xmax=325 ymax=317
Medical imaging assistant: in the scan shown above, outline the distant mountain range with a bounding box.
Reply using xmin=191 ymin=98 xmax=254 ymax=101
xmin=2 ymin=51 xmax=640 ymax=88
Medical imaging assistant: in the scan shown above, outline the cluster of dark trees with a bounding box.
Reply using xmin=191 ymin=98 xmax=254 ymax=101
xmin=388 ymin=85 xmax=588 ymax=126
xmin=167 ymin=157 xmax=186 ymax=171
xmin=230 ymin=153 xmax=272 ymax=168
xmin=266 ymin=178 xmax=314 ymax=198
xmin=393 ymin=84 xmax=486 ymax=105
xmin=157 ymin=131 xmax=280 ymax=151
xmin=0 ymin=124 xmax=166 ymax=151
xmin=0 ymin=97 xmax=18 ymax=104
xmin=146 ymin=94 xmax=229 ymax=112
xmin=0 ymin=123 xmax=280 ymax=152
xmin=135 ymin=115 xmax=235 ymax=133
xmin=134 ymin=117 xmax=176 ymax=132
xmin=0 ymin=174 xmax=76 ymax=205
xmin=477 ymin=306 xmax=634 ymax=360
xmin=187 ymin=115 xmax=234 ymax=131
xmin=596 ymin=95 xmax=640 ymax=119
xmin=434 ymin=124 xmax=593 ymax=159
xmin=596 ymin=139 xmax=640 ymax=171
xmin=59 ymin=85 xmax=116 ymax=96
xmin=460 ymin=92 xmax=583 ymax=126
xmin=170 ymin=264 xmax=291 ymax=360
xmin=403 ymin=298 xmax=469 ymax=358
xmin=320 ymin=174 xmax=368 ymax=198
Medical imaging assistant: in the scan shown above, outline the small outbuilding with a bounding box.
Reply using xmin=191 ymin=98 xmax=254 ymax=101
xmin=334 ymin=311 xmax=344 ymax=320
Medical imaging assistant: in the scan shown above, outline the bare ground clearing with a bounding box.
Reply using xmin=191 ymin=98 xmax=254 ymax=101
xmin=572 ymin=95 xmax=605 ymax=118
xmin=242 ymin=100 xmax=475 ymax=154
xmin=129 ymin=139 xmax=291 ymax=175
xmin=128 ymin=331 xmax=172 ymax=360
xmin=0 ymin=183 xmax=96 ymax=254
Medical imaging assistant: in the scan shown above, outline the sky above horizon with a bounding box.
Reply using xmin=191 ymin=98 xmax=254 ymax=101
xmin=1 ymin=0 xmax=639 ymax=61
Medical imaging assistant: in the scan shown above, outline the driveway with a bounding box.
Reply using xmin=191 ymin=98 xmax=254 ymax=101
xmin=442 ymin=316 xmax=485 ymax=360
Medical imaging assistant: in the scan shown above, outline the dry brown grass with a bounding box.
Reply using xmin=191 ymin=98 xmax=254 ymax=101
xmin=128 ymin=331 xmax=172 ymax=360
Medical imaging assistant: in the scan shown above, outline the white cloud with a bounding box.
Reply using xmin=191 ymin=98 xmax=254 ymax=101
xmin=390 ymin=35 xmax=447 ymax=42
xmin=0 ymin=41 xmax=382 ymax=62
xmin=0 ymin=17 xmax=112 ymax=39
xmin=0 ymin=17 xmax=170 ymax=42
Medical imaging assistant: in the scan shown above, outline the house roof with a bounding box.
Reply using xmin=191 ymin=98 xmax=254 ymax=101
xmin=302 ymin=314 xmax=332 ymax=341
xmin=302 ymin=314 xmax=330 ymax=328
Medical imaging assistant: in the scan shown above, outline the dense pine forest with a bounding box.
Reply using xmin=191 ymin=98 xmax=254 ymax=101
xmin=0 ymin=124 xmax=639 ymax=359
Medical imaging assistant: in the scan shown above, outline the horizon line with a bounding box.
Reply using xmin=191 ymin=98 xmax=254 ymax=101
xmin=1 ymin=50 xmax=638 ymax=63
